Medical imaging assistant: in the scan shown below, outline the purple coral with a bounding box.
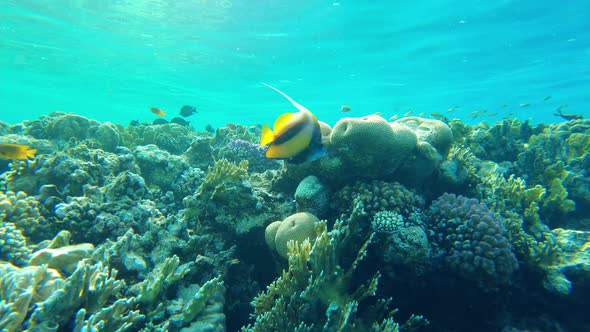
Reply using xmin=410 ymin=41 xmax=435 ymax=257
xmin=428 ymin=193 xmax=518 ymax=284
xmin=218 ymin=139 xmax=280 ymax=173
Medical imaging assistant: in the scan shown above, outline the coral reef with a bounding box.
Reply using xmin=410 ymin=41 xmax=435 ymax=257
xmin=265 ymin=212 xmax=319 ymax=259
xmin=0 ymin=222 xmax=31 ymax=266
xmin=1 ymin=112 xmax=590 ymax=331
xmin=217 ymin=139 xmax=280 ymax=173
xmin=294 ymin=175 xmax=330 ymax=218
xmin=371 ymin=211 xmax=431 ymax=267
xmin=329 ymin=115 xmax=417 ymax=179
xmin=183 ymin=159 xmax=275 ymax=235
xmin=331 ymin=180 xmax=425 ymax=217
xmin=245 ymin=204 xmax=427 ymax=331
xmin=427 ymin=193 xmax=519 ymax=284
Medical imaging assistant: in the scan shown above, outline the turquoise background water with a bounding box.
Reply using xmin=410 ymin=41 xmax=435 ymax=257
xmin=2 ymin=0 xmax=589 ymax=129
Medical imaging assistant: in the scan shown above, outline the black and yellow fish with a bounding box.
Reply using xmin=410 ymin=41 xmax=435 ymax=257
xmin=260 ymin=83 xmax=325 ymax=164
xmin=0 ymin=144 xmax=36 ymax=160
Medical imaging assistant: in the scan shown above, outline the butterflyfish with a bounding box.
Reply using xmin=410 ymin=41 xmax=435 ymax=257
xmin=0 ymin=144 xmax=37 ymax=160
xmin=150 ymin=107 xmax=166 ymax=116
xmin=260 ymin=82 xmax=325 ymax=164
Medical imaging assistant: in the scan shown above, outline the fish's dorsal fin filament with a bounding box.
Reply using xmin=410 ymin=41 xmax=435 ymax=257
xmin=261 ymin=82 xmax=311 ymax=114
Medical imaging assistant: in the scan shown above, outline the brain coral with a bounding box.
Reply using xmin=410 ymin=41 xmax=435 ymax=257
xmin=394 ymin=117 xmax=454 ymax=183
xmin=329 ymin=115 xmax=417 ymax=178
xmin=395 ymin=117 xmax=453 ymax=157
xmin=428 ymin=193 xmax=519 ymax=284
xmin=267 ymin=212 xmax=319 ymax=258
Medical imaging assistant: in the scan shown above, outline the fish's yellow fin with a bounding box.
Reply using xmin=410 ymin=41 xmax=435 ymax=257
xmin=272 ymin=112 xmax=296 ymax=133
xmin=25 ymin=147 xmax=37 ymax=159
xmin=261 ymin=82 xmax=312 ymax=114
xmin=265 ymin=125 xmax=313 ymax=159
xmin=260 ymin=124 xmax=275 ymax=146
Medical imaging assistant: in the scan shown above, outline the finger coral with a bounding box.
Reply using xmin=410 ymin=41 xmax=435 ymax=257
xmin=428 ymin=193 xmax=519 ymax=284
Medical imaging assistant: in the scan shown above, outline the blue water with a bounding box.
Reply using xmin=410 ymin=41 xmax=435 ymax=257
xmin=1 ymin=0 xmax=589 ymax=128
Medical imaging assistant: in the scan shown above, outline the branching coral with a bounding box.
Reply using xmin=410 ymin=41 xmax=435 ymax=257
xmin=184 ymin=159 xmax=274 ymax=234
xmin=244 ymin=203 xmax=427 ymax=331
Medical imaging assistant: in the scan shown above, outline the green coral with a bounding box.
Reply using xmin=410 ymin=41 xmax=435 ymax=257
xmin=184 ymin=158 xmax=274 ymax=234
xmin=133 ymin=255 xmax=189 ymax=305
xmin=243 ymin=203 xmax=427 ymax=331
xmin=543 ymin=178 xmax=576 ymax=214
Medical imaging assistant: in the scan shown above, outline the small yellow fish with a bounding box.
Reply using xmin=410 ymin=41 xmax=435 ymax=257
xmin=447 ymin=108 xmax=455 ymax=113
xmin=150 ymin=107 xmax=166 ymax=116
xmin=404 ymin=110 xmax=413 ymax=117
xmin=419 ymin=112 xmax=426 ymax=117
xmin=341 ymin=105 xmax=352 ymax=112
xmin=229 ymin=258 xmax=240 ymax=265
xmin=373 ymin=112 xmax=383 ymax=116
xmin=519 ymin=103 xmax=530 ymax=107
xmin=389 ymin=114 xmax=399 ymax=121
xmin=543 ymin=96 xmax=552 ymax=102
xmin=0 ymin=144 xmax=37 ymax=160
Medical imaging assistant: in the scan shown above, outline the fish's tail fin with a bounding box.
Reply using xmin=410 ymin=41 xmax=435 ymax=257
xmin=25 ymin=147 xmax=37 ymax=159
xmin=15 ymin=145 xmax=36 ymax=159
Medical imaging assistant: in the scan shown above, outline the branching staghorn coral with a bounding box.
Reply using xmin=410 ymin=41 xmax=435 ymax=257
xmin=243 ymin=202 xmax=427 ymax=331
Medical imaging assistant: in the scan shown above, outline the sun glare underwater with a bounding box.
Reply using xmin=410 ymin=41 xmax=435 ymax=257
xmin=1 ymin=1 xmax=590 ymax=332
